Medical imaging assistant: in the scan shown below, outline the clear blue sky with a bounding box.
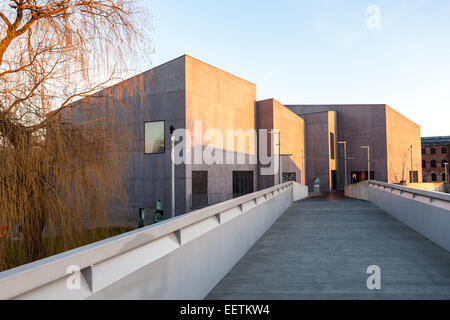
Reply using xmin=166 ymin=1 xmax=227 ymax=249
xmin=141 ymin=0 xmax=450 ymax=137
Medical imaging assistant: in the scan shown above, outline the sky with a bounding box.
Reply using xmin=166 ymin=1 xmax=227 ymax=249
xmin=140 ymin=0 xmax=450 ymax=137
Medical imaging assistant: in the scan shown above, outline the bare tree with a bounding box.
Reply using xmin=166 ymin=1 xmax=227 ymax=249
xmin=0 ymin=0 xmax=151 ymax=270
xmin=389 ymin=151 xmax=408 ymax=184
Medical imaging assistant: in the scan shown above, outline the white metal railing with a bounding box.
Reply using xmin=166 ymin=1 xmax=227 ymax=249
xmin=0 ymin=181 xmax=298 ymax=300
xmin=367 ymin=180 xmax=450 ymax=252
xmin=368 ymin=180 xmax=450 ymax=210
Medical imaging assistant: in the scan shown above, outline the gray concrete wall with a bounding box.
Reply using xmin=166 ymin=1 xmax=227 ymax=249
xmin=70 ymin=56 xmax=188 ymax=225
xmin=367 ymin=181 xmax=450 ymax=252
xmin=344 ymin=181 xmax=368 ymax=201
xmin=287 ymin=105 xmax=388 ymax=190
xmin=300 ymin=112 xmax=331 ymax=192
xmin=123 ymin=56 xmax=187 ymax=222
xmin=185 ymin=56 xmax=258 ymax=210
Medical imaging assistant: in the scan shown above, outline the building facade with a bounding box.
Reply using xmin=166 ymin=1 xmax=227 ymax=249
xmin=422 ymin=136 xmax=450 ymax=183
xmin=71 ymin=55 xmax=422 ymax=225
xmin=286 ymin=104 xmax=422 ymax=191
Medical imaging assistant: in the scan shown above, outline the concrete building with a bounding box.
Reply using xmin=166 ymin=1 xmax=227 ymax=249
xmin=70 ymin=55 xmax=422 ymax=224
xmin=422 ymin=136 xmax=450 ymax=183
xmin=286 ymin=104 xmax=422 ymax=191
xmin=71 ymin=55 xmax=305 ymax=225
xmin=256 ymin=99 xmax=306 ymax=190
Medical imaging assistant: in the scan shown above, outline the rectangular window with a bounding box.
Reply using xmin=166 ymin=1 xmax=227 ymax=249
xmin=330 ymin=132 xmax=335 ymax=160
xmin=409 ymin=171 xmax=418 ymax=183
xmin=351 ymin=171 xmax=374 ymax=183
xmin=442 ymin=147 xmax=447 ymax=154
xmin=232 ymin=171 xmax=254 ymax=198
xmin=422 ymin=148 xmax=425 ymax=155
xmin=192 ymin=171 xmax=208 ymax=209
xmin=422 ymin=160 xmax=426 ymax=168
xmin=431 ymin=160 xmax=437 ymax=168
xmin=443 ymin=160 xmax=448 ymax=168
xmin=282 ymin=172 xmax=296 ymax=183
xmin=431 ymin=148 xmax=436 ymax=155
xmin=145 ymin=121 xmax=165 ymax=154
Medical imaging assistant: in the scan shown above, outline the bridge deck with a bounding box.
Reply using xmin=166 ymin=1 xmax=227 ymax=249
xmin=207 ymin=192 xmax=450 ymax=300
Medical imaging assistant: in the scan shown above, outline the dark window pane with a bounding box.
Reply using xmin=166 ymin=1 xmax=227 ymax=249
xmin=442 ymin=147 xmax=447 ymax=154
xmin=409 ymin=171 xmax=418 ymax=183
xmin=192 ymin=171 xmax=208 ymax=209
xmin=422 ymin=160 xmax=426 ymax=168
xmin=442 ymin=160 xmax=448 ymax=168
xmin=282 ymin=172 xmax=296 ymax=183
xmin=431 ymin=160 xmax=437 ymax=168
xmin=431 ymin=173 xmax=437 ymax=182
xmin=232 ymin=171 xmax=254 ymax=198
xmin=145 ymin=121 xmax=165 ymax=154
xmin=431 ymin=148 xmax=436 ymax=154
xmin=421 ymin=148 xmax=425 ymax=155
xmin=330 ymin=132 xmax=335 ymax=160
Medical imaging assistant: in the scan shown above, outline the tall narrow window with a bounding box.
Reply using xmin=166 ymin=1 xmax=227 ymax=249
xmin=442 ymin=147 xmax=447 ymax=154
xmin=431 ymin=160 xmax=437 ymax=168
xmin=431 ymin=148 xmax=436 ymax=155
xmin=145 ymin=121 xmax=165 ymax=154
xmin=330 ymin=132 xmax=335 ymax=160
xmin=431 ymin=173 xmax=437 ymax=182
xmin=409 ymin=171 xmax=418 ymax=183
xmin=422 ymin=160 xmax=426 ymax=168
xmin=422 ymin=148 xmax=425 ymax=155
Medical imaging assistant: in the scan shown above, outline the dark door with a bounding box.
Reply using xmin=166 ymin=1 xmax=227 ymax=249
xmin=331 ymin=170 xmax=337 ymax=190
xmin=192 ymin=171 xmax=208 ymax=209
xmin=233 ymin=171 xmax=254 ymax=198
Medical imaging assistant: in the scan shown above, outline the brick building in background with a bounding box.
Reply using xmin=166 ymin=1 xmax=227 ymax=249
xmin=422 ymin=136 xmax=450 ymax=183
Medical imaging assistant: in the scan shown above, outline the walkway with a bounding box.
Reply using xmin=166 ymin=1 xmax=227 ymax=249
xmin=207 ymin=192 xmax=450 ymax=299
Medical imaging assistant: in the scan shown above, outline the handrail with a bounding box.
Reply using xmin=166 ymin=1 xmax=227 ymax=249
xmin=0 ymin=182 xmax=294 ymax=300
xmin=368 ymin=181 xmax=450 ymax=202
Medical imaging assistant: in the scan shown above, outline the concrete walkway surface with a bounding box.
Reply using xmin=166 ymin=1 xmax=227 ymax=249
xmin=207 ymin=192 xmax=450 ymax=300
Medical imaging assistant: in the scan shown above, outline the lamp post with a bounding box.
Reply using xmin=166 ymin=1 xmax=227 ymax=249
xmin=361 ymin=146 xmax=371 ymax=181
xmin=170 ymin=125 xmax=175 ymax=218
xmin=445 ymin=162 xmax=449 ymax=184
xmin=269 ymin=130 xmax=281 ymax=185
xmin=337 ymin=141 xmax=348 ymax=186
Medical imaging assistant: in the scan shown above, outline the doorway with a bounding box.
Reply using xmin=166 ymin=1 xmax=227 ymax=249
xmin=232 ymin=171 xmax=254 ymax=198
xmin=331 ymin=170 xmax=337 ymax=190
xmin=192 ymin=171 xmax=208 ymax=209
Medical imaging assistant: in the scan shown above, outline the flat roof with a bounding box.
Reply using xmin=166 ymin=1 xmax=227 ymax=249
xmin=422 ymin=136 xmax=450 ymax=145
